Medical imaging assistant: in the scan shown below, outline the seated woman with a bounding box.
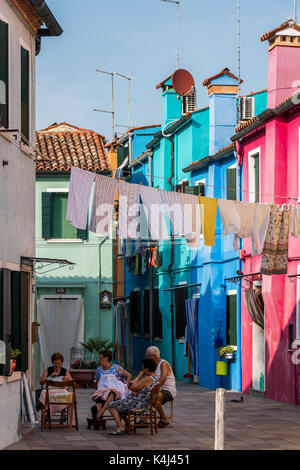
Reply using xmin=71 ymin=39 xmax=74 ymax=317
xmin=91 ymin=349 xmax=132 ymax=421
xmin=107 ymin=357 xmax=159 ymax=435
xmin=39 ymin=352 xmax=73 ymax=420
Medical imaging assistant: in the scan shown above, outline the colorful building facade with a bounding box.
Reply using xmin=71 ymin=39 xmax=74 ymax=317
xmin=231 ymin=19 xmax=300 ymax=404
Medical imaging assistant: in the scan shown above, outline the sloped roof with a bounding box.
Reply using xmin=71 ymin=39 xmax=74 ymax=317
xmin=156 ymin=75 xmax=173 ymax=90
xmin=36 ymin=122 xmax=110 ymax=173
xmin=261 ymin=19 xmax=300 ymax=42
xmin=203 ymin=68 xmax=243 ymax=86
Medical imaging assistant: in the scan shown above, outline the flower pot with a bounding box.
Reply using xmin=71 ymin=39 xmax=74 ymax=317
xmin=69 ymin=369 xmax=96 ymax=387
xmin=216 ymin=361 xmax=228 ymax=376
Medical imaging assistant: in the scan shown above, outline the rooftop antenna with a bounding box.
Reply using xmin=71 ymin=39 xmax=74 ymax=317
xmin=295 ymin=0 xmax=298 ymax=23
xmin=114 ymin=72 xmax=132 ymax=129
xmin=94 ymin=69 xmax=115 ymax=139
xmin=160 ymin=0 xmax=180 ymax=69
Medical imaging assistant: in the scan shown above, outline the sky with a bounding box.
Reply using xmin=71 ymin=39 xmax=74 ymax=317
xmin=36 ymin=0 xmax=298 ymax=141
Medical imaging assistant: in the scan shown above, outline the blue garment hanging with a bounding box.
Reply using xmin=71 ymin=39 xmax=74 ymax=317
xmin=185 ymin=298 xmax=199 ymax=376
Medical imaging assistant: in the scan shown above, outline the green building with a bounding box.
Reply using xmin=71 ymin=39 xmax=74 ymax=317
xmin=34 ymin=122 xmax=114 ymax=379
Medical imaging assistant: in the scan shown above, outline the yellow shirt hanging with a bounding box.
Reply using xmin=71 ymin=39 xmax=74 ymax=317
xmin=199 ymin=196 xmax=218 ymax=246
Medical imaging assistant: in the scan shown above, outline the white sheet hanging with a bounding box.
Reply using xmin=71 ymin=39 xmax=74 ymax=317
xmin=67 ymin=167 xmax=95 ymax=229
xmin=160 ymin=189 xmax=192 ymax=237
xmin=37 ymin=298 xmax=84 ymax=369
xmin=139 ymin=186 xmax=169 ymax=240
xmin=89 ymin=174 xmax=118 ymax=236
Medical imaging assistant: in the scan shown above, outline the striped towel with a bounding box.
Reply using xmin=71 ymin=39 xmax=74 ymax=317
xmin=139 ymin=186 xmax=169 ymax=241
xmin=89 ymin=174 xmax=118 ymax=236
xmin=160 ymin=189 xmax=192 ymax=237
xmin=118 ymin=180 xmax=141 ymax=239
xmin=67 ymin=167 xmax=95 ymax=230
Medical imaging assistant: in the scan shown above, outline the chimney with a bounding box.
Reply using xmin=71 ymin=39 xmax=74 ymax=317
xmin=261 ymin=19 xmax=300 ymax=108
xmin=156 ymin=75 xmax=182 ymax=127
xmin=203 ymin=68 xmax=241 ymax=155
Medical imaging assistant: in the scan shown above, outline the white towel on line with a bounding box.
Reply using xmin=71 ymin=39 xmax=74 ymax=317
xmin=89 ymin=174 xmax=118 ymax=236
xmin=67 ymin=167 xmax=95 ymax=230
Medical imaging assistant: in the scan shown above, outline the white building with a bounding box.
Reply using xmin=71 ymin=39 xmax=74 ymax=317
xmin=0 ymin=0 xmax=62 ymax=449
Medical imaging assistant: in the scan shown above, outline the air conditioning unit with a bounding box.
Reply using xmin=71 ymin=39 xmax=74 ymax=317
xmin=182 ymin=90 xmax=196 ymax=114
xmin=239 ymin=96 xmax=255 ymax=121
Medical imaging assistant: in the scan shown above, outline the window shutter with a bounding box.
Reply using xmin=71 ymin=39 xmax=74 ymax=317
xmin=153 ymin=288 xmax=162 ymax=338
xmin=227 ymin=168 xmax=237 ymax=200
xmin=184 ymin=184 xmax=204 ymax=196
xmin=175 ymin=286 xmax=187 ymax=339
xmin=143 ymin=289 xmax=150 ymax=336
xmin=42 ymin=192 xmax=52 ymax=239
xmin=226 ymin=294 xmax=237 ymax=346
xmin=254 ymin=156 xmax=260 ymax=203
xmin=21 ymin=47 xmax=29 ymax=143
xmin=0 ymin=19 xmax=8 ymax=128
xmin=77 ymin=224 xmax=89 ymax=240
xmin=1 ymin=269 xmax=11 ymax=376
xmin=52 ymin=193 xmax=77 ymax=239
xmin=11 ymin=271 xmax=21 ymax=352
xmin=117 ymin=146 xmax=129 ymax=167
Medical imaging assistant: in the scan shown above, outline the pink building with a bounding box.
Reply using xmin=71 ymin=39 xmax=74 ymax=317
xmin=232 ymin=20 xmax=300 ymax=404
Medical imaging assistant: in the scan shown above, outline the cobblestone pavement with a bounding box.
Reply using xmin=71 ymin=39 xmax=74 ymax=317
xmin=6 ymin=383 xmax=300 ymax=450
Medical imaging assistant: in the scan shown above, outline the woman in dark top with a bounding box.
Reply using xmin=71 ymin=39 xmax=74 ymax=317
xmin=40 ymin=352 xmax=72 ymax=385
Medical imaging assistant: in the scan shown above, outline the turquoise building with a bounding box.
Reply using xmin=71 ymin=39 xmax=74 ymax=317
xmin=35 ymin=122 xmax=114 ymax=376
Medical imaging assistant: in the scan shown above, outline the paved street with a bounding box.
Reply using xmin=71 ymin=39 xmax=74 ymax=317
xmin=6 ymin=382 xmax=300 ymax=450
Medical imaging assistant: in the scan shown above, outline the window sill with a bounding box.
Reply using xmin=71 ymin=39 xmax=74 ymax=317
xmin=7 ymin=371 xmax=22 ymax=383
xmin=46 ymin=239 xmax=84 ymax=243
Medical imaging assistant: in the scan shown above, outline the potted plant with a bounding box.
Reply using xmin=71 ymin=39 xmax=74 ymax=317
xmin=218 ymin=346 xmax=236 ymax=360
xmin=10 ymin=349 xmax=21 ymax=375
xmin=69 ymin=359 xmax=98 ymax=387
xmin=79 ymin=338 xmax=116 ymax=361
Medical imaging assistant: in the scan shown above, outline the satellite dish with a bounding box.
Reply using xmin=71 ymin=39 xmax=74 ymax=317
xmin=172 ymin=69 xmax=195 ymax=97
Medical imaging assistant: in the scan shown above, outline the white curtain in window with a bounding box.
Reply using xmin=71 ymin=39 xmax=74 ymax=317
xmin=37 ymin=298 xmax=84 ymax=369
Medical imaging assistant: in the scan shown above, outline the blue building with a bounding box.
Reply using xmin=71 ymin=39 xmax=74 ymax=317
xmin=115 ymin=69 xmax=267 ymax=388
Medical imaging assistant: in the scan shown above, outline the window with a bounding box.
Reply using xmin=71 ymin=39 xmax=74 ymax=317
xmin=182 ymin=90 xmax=196 ymax=115
xmin=21 ymin=46 xmax=29 ymax=143
xmin=177 ymin=179 xmax=205 ymax=196
xmin=0 ymin=269 xmax=29 ymax=376
xmin=0 ymin=18 xmax=8 ymax=128
xmin=42 ymin=192 xmax=88 ymax=240
xmin=249 ymin=148 xmax=260 ymax=203
xmin=226 ymin=292 xmax=237 ymax=346
xmin=130 ymin=290 xmax=140 ymax=334
xmin=175 ymin=284 xmax=188 ymax=339
xmin=195 ymin=179 xmax=205 ymax=196
xmin=153 ymin=288 xmax=162 ymax=339
xmin=227 ymin=164 xmax=237 ymax=200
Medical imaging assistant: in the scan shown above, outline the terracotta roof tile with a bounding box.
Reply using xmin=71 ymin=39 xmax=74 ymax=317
xmin=203 ymin=68 xmax=243 ymax=87
xmin=36 ymin=122 xmax=111 ymax=174
xmin=261 ymin=19 xmax=300 ymax=42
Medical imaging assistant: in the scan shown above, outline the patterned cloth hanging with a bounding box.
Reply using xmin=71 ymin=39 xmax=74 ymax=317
xmin=260 ymin=204 xmax=290 ymax=275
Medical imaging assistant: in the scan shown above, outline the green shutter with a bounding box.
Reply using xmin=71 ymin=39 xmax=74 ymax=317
xmin=0 ymin=20 xmax=8 ymax=128
xmin=21 ymin=47 xmax=29 ymax=142
xmin=52 ymin=193 xmax=77 ymax=239
xmin=184 ymin=185 xmax=200 ymax=196
xmin=42 ymin=192 xmax=52 ymax=239
xmin=77 ymin=225 xmax=88 ymax=240
xmin=254 ymin=156 xmax=260 ymax=203
xmin=117 ymin=146 xmax=129 ymax=167
xmin=226 ymin=294 xmax=237 ymax=346
xmin=227 ymin=168 xmax=237 ymax=200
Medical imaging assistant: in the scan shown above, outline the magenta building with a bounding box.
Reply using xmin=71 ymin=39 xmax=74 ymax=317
xmin=232 ymin=20 xmax=300 ymax=404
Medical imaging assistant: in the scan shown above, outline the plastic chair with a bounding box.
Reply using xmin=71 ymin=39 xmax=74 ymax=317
xmin=41 ymin=379 xmax=79 ymax=432
xmin=127 ymin=383 xmax=161 ymax=435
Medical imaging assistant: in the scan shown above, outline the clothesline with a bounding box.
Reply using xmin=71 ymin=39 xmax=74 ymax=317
xmin=117 ymin=169 xmax=300 ymax=202
xmin=67 ymin=167 xmax=300 ymax=276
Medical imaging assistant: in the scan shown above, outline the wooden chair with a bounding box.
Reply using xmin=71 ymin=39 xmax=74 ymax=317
xmin=166 ymin=399 xmax=174 ymax=428
xmin=41 ymin=379 xmax=79 ymax=432
xmin=127 ymin=383 xmax=161 ymax=435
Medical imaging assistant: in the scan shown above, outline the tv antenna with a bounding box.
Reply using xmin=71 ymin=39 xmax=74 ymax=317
xmin=160 ymin=0 xmax=180 ymax=69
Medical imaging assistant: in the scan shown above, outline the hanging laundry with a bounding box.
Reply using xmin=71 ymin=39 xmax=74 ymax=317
xmin=178 ymin=192 xmax=202 ymax=248
xmin=67 ymin=166 xmax=95 ymax=230
xmin=218 ymin=200 xmax=253 ymax=250
xmin=89 ymin=175 xmax=118 ymax=236
xmin=160 ymin=190 xmax=192 ymax=237
xmin=139 ymin=186 xmax=169 ymax=241
xmin=118 ymin=180 xmax=141 ymax=239
xmin=261 ymin=204 xmax=290 ymax=275
xmin=251 ymin=203 xmax=272 ymax=256
xmin=151 ymin=246 xmax=162 ymax=268
xmin=290 ymin=204 xmax=300 ymax=238
xmin=199 ymin=196 xmax=218 ymax=246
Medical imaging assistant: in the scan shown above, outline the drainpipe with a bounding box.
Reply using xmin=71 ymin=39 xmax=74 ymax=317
xmin=29 ymin=0 xmax=63 ymax=55
xmin=148 ymin=153 xmax=154 ymax=347
xmin=235 ymin=148 xmax=243 ymax=390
